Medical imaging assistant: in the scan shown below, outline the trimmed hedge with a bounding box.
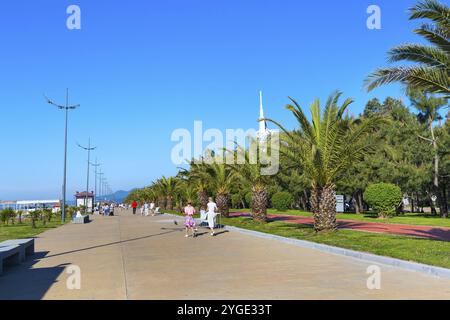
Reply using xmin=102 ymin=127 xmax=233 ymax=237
xmin=271 ymin=192 xmax=293 ymax=211
xmin=363 ymin=183 xmax=402 ymax=218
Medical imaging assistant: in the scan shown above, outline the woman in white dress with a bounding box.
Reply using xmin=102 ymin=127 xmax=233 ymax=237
xmin=206 ymin=197 xmax=220 ymax=236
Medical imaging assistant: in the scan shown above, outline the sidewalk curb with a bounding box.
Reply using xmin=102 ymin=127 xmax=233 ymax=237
xmin=163 ymin=212 xmax=450 ymax=279
xmin=224 ymin=225 xmax=450 ymax=279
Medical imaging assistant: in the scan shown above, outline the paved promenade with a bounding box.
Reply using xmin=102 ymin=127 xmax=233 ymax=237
xmin=0 ymin=210 xmax=449 ymax=300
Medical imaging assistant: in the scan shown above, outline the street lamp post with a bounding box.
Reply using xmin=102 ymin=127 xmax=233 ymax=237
xmin=98 ymin=172 xmax=104 ymax=200
xmin=45 ymin=89 xmax=80 ymax=222
xmin=77 ymin=138 xmax=96 ymax=214
xmin=90 ymin=159 xmax=101 ymax=213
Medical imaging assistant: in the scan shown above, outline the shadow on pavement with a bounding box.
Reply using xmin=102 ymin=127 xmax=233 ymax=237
xmin=0 ymin=251 xmax=68 ymax=300
xmin=43 ymin=230 xmax=179 ymax=259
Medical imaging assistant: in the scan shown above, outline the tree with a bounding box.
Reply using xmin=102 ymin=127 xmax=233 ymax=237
xmin=267 ymin=91 xmax=385 ymax=231
xmin=364 ymin=183 xmax=403 ymax=218
xmin=230 ymin=140 xmax=271 ymax=222
xmin=340 ymin=97 xmax=434 ymax=214
xmin=366 ymin=0 xmax=450 ymax=95
xmin=186 ymin=163 xmax=210 ymax=211
xmin=409 ymin=88 xmax=449 ymax=216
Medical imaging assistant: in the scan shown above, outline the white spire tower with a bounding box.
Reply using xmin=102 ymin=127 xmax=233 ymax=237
xmin=257 ymin=90 xmax=270 ymax=141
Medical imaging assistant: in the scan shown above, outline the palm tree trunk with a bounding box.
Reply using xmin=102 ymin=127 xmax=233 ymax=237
xmin=166 ymin=196 xmax=173 ymax=210
xmin=216 ymin=193 xmax=229 ymax=217
xmin=251 ymin=185 xmax=267 ymax=222
xmin=197 ymin=191 xmax=208 ymax=211
xmin=310 ymin=184 xmax=337 ymax=232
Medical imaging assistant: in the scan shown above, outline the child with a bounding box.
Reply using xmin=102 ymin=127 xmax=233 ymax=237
xmin=184 ymin=202 xmax=196 ymax=238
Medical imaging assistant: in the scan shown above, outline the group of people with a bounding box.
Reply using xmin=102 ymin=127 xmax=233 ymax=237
xmin=129 ymin=198 xmax=221 ymax=238
xmin=131 ymin=200 xmax=156 ymax=216
xmin=95 ymin=203 xmax=115 ymax=216
xmin=184 ymin=197 xmax=220 ymax=238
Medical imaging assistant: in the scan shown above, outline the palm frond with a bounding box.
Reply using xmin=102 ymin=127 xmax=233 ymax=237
xmin=415 ymin=23 xmax=450 ymax=52
xmin=388 ymin=44 xmax=449 ymax=67
xmin=409 ymin=0 xmax=450 ymax=26
xmin=366 ymin=66 xmax=450 ymax=94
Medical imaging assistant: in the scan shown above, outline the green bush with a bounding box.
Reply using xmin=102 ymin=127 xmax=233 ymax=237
xmin=271 ymin=192 xmax=293 ymax=211
xmin=363 ymin=183 xmax=402 ymax=218
xmin=231 ymin=194 xmax=242 ymax=208
xmin=244 ymin=192 xmax=252 ymax=208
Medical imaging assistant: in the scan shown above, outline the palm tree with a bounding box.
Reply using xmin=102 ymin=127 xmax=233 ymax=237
xmin=198 ymin=161 xmax=234 ymax=216
xmin=188 ymin=162 xmax=211 ymax=211
xmin=156 ymin=176 xmax=179 ymax=210
xmin=152 ymin=179 xmax=167 ymax=209
xmin=230 ymin=141 xmax=271 ymax=222
xmin=365 ymin=0 xmax=450 ymax=95
xmin=409 ymin=88 xmax=449 ymax=216
xmin=266 ymin=91 xmax=385 ymax=232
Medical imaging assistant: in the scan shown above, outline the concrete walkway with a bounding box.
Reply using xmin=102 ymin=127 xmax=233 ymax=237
xmin=0 ymin=210 xmax=449 ymax=300
xmin=231 ymin=212 xmax=450 ymax=241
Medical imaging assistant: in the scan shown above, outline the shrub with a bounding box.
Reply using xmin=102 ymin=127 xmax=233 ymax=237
xmin=244 ymin=192 xmax=252 ymax=208
xmin=231 ymin=194 xmax=242 ymax=209
xmin=271 ymin=192 xmax=293 ymax=211
xmin=363 ymin=183 xmax=402 ymax=218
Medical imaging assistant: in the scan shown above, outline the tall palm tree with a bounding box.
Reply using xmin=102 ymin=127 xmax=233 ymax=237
xmin=408 ymin=88 xmax=449 ymax=216
xmin=230 ymin=141 xmax=271 ymax=222
xmin=266 ymin=91 xmax=385 ymax=232
xmin=159 ymin=176 xmax=178 ymax=210
xmin=365 ymin=0 xmax=450 ymax=95
xmin=152 ymin=179 xmax=167 ymax=209
xmin=195 ymin=160 xmax=234 ymax=216
xmin=188 ymin=161 xmax=211 ymax=211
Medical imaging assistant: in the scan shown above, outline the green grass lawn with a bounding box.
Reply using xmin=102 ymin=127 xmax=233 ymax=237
xmin=223 ymin=216 xmax=450 ymax=269
xmin=165 ymin=209 xmax=450 ymax=268
xmin=230 ymin=208 xmax=450 ymax=228
xmin=0 ymin=218 xmax=69 ymax=242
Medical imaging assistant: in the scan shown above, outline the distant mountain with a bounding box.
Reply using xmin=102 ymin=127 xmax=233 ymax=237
xmin=97 ymin=190 xmax=130 ymax=203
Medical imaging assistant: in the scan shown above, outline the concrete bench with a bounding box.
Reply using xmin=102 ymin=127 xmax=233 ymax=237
xmin=72 ymin=215 xmax=90 ymax=224
xmin=0 ymin=245 xmax=21 ymax=276
xmin=0 ymin=239 xmax=35 ymax=262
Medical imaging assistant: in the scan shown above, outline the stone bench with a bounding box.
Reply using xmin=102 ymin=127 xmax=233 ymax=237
xmin=72 ymin=215 xmax=90 ymax=224
xmin=0 ymin=239 xmax=35 ymax=262
xmin=0 ymin=244 xmax=21 ymax=276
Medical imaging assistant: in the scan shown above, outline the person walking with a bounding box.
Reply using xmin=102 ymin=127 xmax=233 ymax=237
xmin=132 ymin=200 xmax=137 ymax=215
xmin=184 ymin=202 xmax=196 ymax=238
xmin=206 ymin=197 xmax=219 ymax=236
xmin=144 ymin=202 xmax=149 ymax=216
xmin=103 ymin=203 xmax=110 ymax=216
xmin=150 ymin=201 xmax=155 ymax=215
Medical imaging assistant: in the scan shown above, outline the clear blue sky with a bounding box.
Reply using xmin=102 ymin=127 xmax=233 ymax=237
xmin=0 ymin=0 xmax=423 ymax=200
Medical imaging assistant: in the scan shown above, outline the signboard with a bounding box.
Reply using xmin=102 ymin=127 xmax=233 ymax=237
xmin=336 ymin=195 xmax=344 ymax=213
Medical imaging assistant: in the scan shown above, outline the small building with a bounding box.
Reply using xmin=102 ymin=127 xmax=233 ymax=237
xmin=75 ymin=191 xmax=94 ymax=212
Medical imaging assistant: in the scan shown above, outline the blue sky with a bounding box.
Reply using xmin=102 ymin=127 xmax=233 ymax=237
xmin=0 ymin=0 xmax=425 ymax=199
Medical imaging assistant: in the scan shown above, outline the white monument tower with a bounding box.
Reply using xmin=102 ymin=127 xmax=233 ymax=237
xmin=257 ymin=91 xmax=271 ymax=141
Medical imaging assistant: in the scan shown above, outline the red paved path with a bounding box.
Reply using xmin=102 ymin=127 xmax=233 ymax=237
xmin=230 ymin=212 xmax=450 ymax=242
